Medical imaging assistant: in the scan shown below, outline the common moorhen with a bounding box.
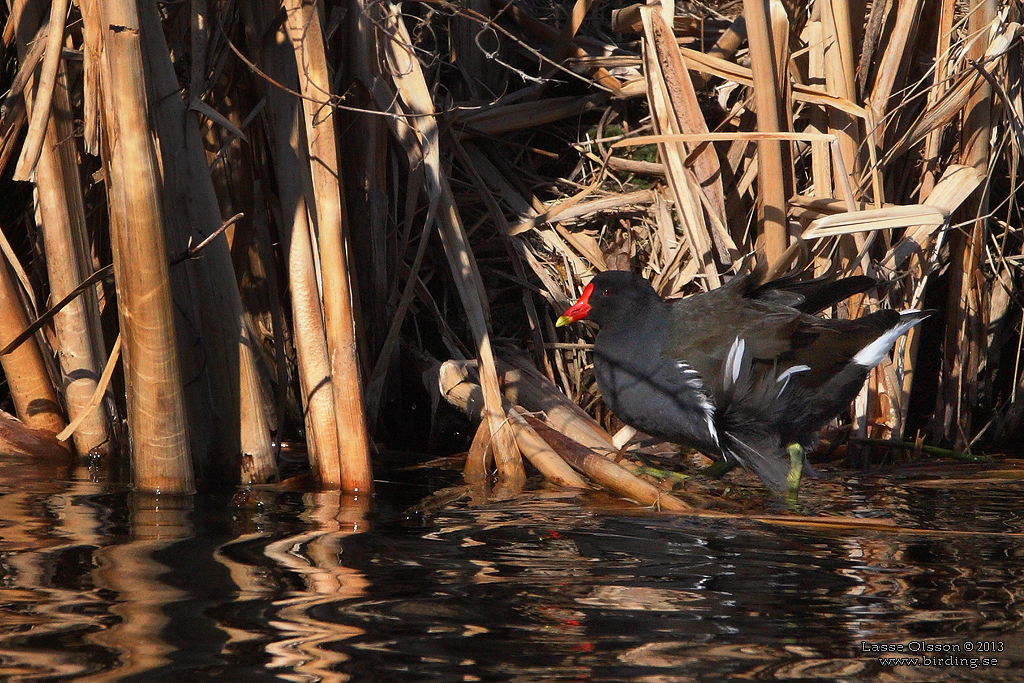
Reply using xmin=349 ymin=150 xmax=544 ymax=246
xmin=556 ymin=268 xmax=929 ymax=497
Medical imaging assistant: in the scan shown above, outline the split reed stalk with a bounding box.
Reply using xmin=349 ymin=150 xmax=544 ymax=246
xmin=284 ymin=0 xmax=373 ymax=493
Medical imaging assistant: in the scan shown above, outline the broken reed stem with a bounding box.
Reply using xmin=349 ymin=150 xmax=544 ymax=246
xmin=12 ymin=0 xmax=68 ymax=180
xmin=15 ymin=23 xmax=112 ymax=455
xmin=0 ymin=253 xmax=66 ymax=437
xmin=385 ymin=3 xmax=526 ymax=490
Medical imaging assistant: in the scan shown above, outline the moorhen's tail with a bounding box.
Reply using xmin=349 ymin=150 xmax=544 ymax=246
xmin=803 ymin=308 xmax=932 ymax=426
xmin=717 ymin=307 xmax=931 ymax=494
xmin=751 ymin=273 xmax=879 ymax=314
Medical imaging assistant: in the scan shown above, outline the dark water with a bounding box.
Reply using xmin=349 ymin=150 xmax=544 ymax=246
xmin=3 ymin=454 xmax=1024 ymax=682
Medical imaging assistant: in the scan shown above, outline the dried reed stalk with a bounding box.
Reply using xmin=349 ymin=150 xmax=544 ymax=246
xmin=742 ymin=0 xmax=788 ymax=264
xmin=385 ymin=4 xmax=525 ymax=490
xmin=821 ymin=0 xmax=860 ymax=194
xmin=12 ymin=0 xmax=67 ymax=181
xmin=641 ymin=6 xmax=721 ymax=287
xmin=95 ymin=0 xmax=192 ymax=493
xmin=438 ymin=360 xmax=586 ymax=487
xmin=935 ymin=0 xmax=997 ymax=449
xmin=344 ymin=0 xmax=392 ymax=386
xmin=524 ymin=415 xmax=690 ymax=511
xmin=919 ymin=0 xmax=958 ymax=198
xmin=14 ymin=31 xmax=111 ymax=455
xmin=0 ymin=253 xmax=66 ymax=437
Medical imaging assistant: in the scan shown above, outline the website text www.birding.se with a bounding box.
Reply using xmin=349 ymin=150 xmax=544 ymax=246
xmin=861 ymin=640 xmax=1002 ymax=669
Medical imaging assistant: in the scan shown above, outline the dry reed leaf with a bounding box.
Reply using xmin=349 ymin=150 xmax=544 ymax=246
xmin=507 ymin=189 xmax=656 ymax=236
xmin=802 ymin=205 xmax=948 ymax=239
xmin=644 ymin=7 xmax=728 ymax=260
xmin=881 ymin=164 xmax=985 ymax=270
xmin=555 ymin=224 xmax=607 ymax=270
xmin=455 ymin=94 xmax=606 ymax=136
xmin=611 ymin=131 xmax=836 ymax=148
xmin=866 ymin=0 xmax=922 ymax=124
xmin=677 ymin=46 xmax=869 ymax=120
xmin=888 ymin=21 xmax=1022 ymax=163
xmin=919 ymin=0 xmax=958 ymax=198
xmin=188 ymin=97 xmax=246 ymax=141
xmin=641 ymin=6 xmax=720 ymax=287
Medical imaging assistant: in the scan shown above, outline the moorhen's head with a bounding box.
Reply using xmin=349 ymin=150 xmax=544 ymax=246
xmin=556 ymin=270 xmax=659 ymax=328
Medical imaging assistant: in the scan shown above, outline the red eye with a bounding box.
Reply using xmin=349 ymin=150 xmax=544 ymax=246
xmin=602 ymin=289 xmax=611 ymax=297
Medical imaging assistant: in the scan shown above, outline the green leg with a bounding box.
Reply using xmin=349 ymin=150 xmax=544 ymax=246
xmin=697 ymin=458 xmax=734 ymax=478
xmin=785 ymin=442 xmax=804 ymax=503
xmin=632 ymin=466 xmax=689 ymax=487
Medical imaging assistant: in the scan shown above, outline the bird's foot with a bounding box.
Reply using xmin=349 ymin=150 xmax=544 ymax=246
xmin=632 ymin=466 xmax=689 ymax=488
xmin=784 ymin=442 xmax=804 ymax=505
xmin=697 ymin=459 xmax=733 ymax=479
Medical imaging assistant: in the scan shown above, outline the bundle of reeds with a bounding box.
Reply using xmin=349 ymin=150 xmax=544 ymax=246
xmin=0 ymin=0 xmax=1019 ymax=503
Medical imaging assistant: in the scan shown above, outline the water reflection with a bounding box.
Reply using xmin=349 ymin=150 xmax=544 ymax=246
xmin=1 ymin=457 xmax=1024 ymax=681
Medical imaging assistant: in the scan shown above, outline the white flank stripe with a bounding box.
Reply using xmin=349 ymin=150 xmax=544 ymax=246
xmin=776 ymin=364 xmax=811 ymax=397
xmin=676 ymin=361 xmax=719 ymax=446
xmin=853 ymin=311 xmax=925 ymax=368
xmin=724 ymin=336 xmax=745 ymax=388
xmin=705 ymin=411 xmax=718 ymax=446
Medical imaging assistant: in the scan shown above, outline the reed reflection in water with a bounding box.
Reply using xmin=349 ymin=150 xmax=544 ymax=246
xmin=2 ymin=454 xmax=1024 ymax=681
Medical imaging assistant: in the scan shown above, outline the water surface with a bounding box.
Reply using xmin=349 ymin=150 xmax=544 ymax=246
xmin=2 ymin=453 xmax=1024 ymax=681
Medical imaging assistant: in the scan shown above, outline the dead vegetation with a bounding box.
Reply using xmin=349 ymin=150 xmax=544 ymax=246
xmin=0 ymin=0 xmax=1021 ymax=506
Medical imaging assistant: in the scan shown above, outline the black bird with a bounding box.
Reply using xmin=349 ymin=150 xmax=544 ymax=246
xmin=556 ymin=268 xmax=928 ymax=498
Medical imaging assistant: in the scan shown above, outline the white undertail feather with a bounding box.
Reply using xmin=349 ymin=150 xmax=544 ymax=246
xmin=853 ymin=310 xmax=925 ymax=368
